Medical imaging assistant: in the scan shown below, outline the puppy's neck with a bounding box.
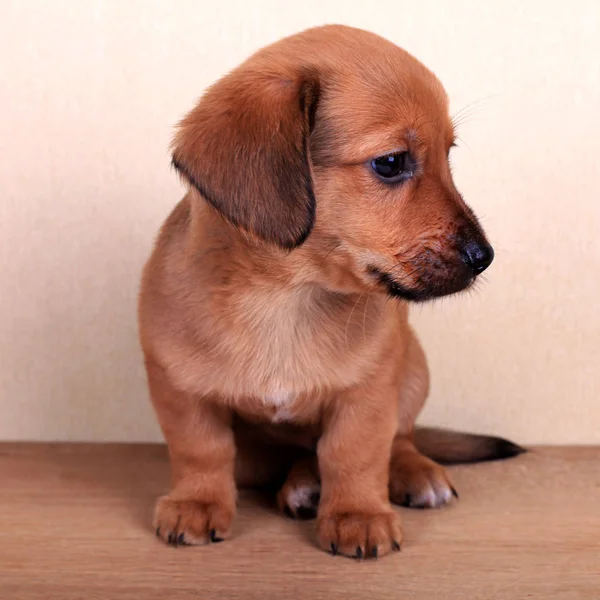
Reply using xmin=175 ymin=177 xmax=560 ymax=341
xmin=188 ymin=193 xmax=367 ymax=299
xmin=163 ymin=193 xmax=404 ymax=398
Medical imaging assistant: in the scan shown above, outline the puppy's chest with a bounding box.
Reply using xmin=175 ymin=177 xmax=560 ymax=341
xmin=174 ymin=289 xmax=390 ymax=405
xmin=231 ymin=323 xmax=326 ymax=423
xmin=233 ymin=295 xmax=371 ymax=385
xmin=236 ymin=388 xmax=322 ymax=433
xmin=262 ymin=390 xmax=297 ymax=423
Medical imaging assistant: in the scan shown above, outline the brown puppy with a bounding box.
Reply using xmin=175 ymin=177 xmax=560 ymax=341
xmin=138 ymin=25 xmax=523 ymax=559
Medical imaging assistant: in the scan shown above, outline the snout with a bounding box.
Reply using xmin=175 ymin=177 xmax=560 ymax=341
xmin=460 ymin=240 xmax=494 ymax=275
xmin=369 ymin=229 xmax=494 ymax=302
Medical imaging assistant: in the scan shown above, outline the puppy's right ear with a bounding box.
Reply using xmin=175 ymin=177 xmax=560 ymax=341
xmin=171 ymin=67 xmax=320 ymax=249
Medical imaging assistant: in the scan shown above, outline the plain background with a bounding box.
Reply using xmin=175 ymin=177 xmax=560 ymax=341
xmin=1 ymin=1 xmax=599 ymax=444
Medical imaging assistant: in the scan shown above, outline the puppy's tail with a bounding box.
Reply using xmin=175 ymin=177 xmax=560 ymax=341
xmin=414 ymin=427 xmax=526 ymax=465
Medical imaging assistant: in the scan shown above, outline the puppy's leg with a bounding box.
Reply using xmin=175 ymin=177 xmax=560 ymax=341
xmin=147 ymin=360 xmax=236 ymax=545
xmin=389 ymin=329 xmax=456 ymax=508
xmin=317 ymin=383 xmax=402 ymax=559
xmin=276 ymin=456 xmax=320 ymax=519
xmin=389 ymin=436 xmax=457 ymax=508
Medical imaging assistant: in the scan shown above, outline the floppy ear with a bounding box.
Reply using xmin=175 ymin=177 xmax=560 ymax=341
xmin=171 ymin=67 xmax=320 ymax=249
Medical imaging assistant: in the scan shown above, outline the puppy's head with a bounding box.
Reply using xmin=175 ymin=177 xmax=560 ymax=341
xmin=172 ymin=25 xmax=493 ymax=301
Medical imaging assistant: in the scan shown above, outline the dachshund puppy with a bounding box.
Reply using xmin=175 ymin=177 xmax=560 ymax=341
xmin=138 ymin=24 xmax=523 ymax=559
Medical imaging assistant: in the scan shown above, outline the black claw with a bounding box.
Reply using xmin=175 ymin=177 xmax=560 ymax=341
xmin=167 ymin=532 xmax=175 ymax=544
xmin=330 ymin=543 xmax=338 ymax=556
xmin=210 ymin=529 xmax=224 ymax=543
xmin=451 ymin=486 xmax=459 ymax=499
xmin=177 ymin=533 xmax=185 ymax=545
xmin=401 ymin=494 xmax=413 ymax=507
xmin=155 ymin=527 xmax=161 ymax=537
xmin=310 ymin=491 xmax=321 ymax=506
xmin=371 ymin=545 xmax=378 ymax=558
xmin=296 ymin=506 xmax=317 ymax=520
xmin=355 ymin=546 xmax=363 ymax=559
xmin=392 ymin=540 xmax=401 ymax=552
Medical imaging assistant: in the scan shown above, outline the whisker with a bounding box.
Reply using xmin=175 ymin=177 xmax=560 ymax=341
xmin=451 ymin=94 xmax=497 ymax=121
xmin=361 ymin=288 xmax=373 ymax=342
xmin=293 ymin=240 xmax=340 ymax=283
xmin=344 ymin=289 xmax=369 ymax=350
xmin=451 ymin=94 xmax=499 ymax=133
xmin=455 ymin=135 xmax=472 ymax=154
xmin=413 ymin=116 xmax=436 ymax=141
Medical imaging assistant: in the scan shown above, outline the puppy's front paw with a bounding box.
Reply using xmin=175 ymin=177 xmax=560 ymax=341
xmin=390 ymin=453 xmax=457 ymax=509
xmin=317 ymin=509 xmax=402 ymax=559
xmin=153 ymin=495 xmax=234 ymax=546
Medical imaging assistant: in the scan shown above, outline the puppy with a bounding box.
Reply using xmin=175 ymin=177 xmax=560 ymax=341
xmin=138 ymin=24 xmax=523 ymax=559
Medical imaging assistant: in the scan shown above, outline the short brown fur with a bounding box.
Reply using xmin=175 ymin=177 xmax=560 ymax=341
xmin=139 ymin=25 xmax=522 ymax=559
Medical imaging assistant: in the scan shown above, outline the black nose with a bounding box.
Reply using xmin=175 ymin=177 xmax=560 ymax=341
xmin=462 ymin=241 xmax=494 ymax=275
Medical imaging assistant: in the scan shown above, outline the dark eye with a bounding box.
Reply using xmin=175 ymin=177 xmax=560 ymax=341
xmin=371 ymin=151 xmax=416 ymax=182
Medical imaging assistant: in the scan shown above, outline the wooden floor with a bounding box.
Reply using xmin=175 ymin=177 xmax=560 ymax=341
xmin=0 ymin=444 xmax=598 ymax=599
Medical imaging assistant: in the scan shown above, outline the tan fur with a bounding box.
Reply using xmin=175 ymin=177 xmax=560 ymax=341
xmin=138 ymin=25 xmax=518 ymax=559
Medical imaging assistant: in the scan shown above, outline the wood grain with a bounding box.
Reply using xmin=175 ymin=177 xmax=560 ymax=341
xmin=0 ymin=444 xmax=598 ymax=599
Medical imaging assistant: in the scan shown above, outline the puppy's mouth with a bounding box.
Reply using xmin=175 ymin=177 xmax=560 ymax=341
xmin=367 ymin=265 xmax=475 ymax=302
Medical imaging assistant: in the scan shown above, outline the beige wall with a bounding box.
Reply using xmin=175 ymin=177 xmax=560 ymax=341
xmin=1 ymin=0 xmax=599 ymax=443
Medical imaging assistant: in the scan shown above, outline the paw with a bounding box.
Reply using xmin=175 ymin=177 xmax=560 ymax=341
xmin=277 ymin=481 xmax=321 ymax=520
xmin=317 ymin=509 xmax=402 ymax=559
xmin=389 ymin=454 xmax=457 ymax=509
xmin=153 ymin=495 xmax=234 ymax=546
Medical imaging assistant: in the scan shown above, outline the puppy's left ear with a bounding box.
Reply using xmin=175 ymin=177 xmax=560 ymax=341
xmin=171 ymin=68 xmax=320 ymax=249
